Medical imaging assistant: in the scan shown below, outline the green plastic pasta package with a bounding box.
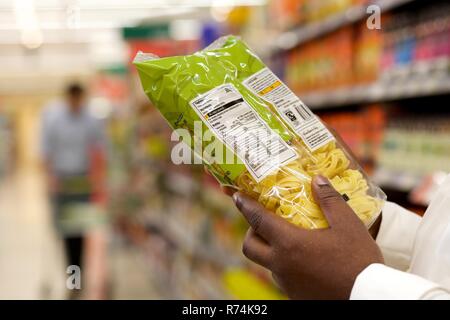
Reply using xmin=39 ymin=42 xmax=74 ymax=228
xmin=133 ymin=37 xmax=386 ymax=229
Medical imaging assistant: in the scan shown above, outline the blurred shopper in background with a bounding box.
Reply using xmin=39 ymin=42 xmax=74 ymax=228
xmin=40 ymin=83 xmax=107 ymax=296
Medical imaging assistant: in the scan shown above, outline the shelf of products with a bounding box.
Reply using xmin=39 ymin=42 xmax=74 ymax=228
xmin=376 ymin=116 xmax=450 ymax=185
xmin=269 ymin=0 xmax=416 ymax=51
xmin=281 ymin=1 xmax=450 ymax=108
xmin=302 ymin=70 xmax=450 ymax=109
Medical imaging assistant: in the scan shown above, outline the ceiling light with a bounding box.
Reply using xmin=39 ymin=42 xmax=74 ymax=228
xmin=21 ymin=28 xmax=43 ymax=49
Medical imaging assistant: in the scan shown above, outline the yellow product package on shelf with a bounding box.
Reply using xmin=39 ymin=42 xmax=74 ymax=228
xmin=133 ymin=36 xmax=386 ymax=229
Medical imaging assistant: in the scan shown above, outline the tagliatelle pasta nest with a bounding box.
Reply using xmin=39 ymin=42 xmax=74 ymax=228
xmin=236 ymin=141 xmax=383 ymax=229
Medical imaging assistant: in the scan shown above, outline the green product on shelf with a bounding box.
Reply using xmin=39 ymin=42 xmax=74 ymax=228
xmin=133 ymin=36 xmax=386 ymax=230
xmin=222 ymin=268 xmax=286 ymax=300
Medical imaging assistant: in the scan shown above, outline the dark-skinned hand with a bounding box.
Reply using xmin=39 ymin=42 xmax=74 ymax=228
xmin=232 ymin=175 xmax=384 ymax=300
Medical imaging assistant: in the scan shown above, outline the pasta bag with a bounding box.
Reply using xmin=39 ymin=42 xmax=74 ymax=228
xmin=133 ymin=41 xmax=386 ymax=230
xmin=204 ymin=35 xmax=387 ymax=227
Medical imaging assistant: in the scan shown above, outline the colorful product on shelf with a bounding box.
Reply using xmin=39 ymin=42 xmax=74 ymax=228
xmin=134 ymin=35 xmax=386 ymax=229
xmin=378 ymin=116 xmax=450 ymax=178
xmin=223 ymin=268 xmax=286 ymax=300
xmin=302 ymin=0 xmax=357 ymax=23
xmin=269 ymin=0 xmax=366 ymax=29
xmin=319 ymin=104 xmax=386 ymax=173
xmin=269 ymin=0 xmax=305 ymax=30
xmin=382 ymin=3 xmax=450 ymax=74
xmin=285 ymin=27 xmax=354 ymax=93
xmin=282 ymin=2 xmax=450 ymax=95
xmin=354 ymin=21 xmax=383 ymax=83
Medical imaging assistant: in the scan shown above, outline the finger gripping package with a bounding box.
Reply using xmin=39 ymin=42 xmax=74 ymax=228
xmin=134 ymin=35 xmax=386 ymax=229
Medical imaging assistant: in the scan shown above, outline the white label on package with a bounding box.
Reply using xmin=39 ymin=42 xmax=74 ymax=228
xmin=190 ymin=83 xmax=298 ymax=182
xmin=242 ymin=67 xmax=335 ymax=151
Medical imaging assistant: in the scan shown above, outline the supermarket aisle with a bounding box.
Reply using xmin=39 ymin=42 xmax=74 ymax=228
xmin=0 ymin=167 xmax=162 ymax=300
xmin=0 ymin=169 xmax=66 ymax=299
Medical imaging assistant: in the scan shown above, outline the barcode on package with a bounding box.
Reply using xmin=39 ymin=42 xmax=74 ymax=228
xmin=190 ymin=83 xmax=298 ymax=182
xmin=242 ymin=67 xmax=334 ymax=151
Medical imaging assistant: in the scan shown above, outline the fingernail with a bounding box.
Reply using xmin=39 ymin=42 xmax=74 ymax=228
xmin=314 ymin=175 xmax=329 ymax=187
xmin=232 ymin=193 xmax=242 ymax=209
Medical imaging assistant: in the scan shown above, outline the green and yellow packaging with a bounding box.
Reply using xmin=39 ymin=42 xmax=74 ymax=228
xmin=134 ymin=36 xmax=386 ymax=229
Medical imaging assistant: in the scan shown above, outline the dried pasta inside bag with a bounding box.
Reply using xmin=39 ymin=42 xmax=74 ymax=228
xmin=133 ymin=39 xmax=386 ymax=230
xmin=235 ymin=142 xmax=382 ymax=228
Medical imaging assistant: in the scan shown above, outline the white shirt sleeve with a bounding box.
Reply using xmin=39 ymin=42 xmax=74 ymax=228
xmin=376 ymin=201 xmax=422 ymax=271
xmin=350 ymin=263 xmax=450 ymax=300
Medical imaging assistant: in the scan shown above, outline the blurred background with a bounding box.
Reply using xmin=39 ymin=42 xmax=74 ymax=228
xmin=0 ymin=0 xmax=449 ymax=299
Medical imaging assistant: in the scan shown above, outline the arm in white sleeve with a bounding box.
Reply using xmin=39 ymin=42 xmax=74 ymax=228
xmin=350 ymin=263 xmax=450 ymax=300
xmin=376 ymin=201 xmax=422 ymax=270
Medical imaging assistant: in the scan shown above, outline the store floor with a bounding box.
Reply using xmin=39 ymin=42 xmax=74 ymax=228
xmin=0 ymin=168 xmax=161 ymax=299
xmin=0 ymin=169 xmax=66 ymax=299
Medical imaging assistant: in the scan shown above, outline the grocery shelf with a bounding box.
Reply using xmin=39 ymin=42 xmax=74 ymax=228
xmin=270 ymin=0 xmax=416 ymax=52
xmin=121 ymin=214 xmax=237 ymax=299
xmin=373 ymin=168 xmax=423 ymax=192
xmin=164 ymin=215 xmax=243 ymax=268
xmin=300 ymin=75 xmax=450 ymax=110
xmin=134 ymin=228 xmax=231 ymax=299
